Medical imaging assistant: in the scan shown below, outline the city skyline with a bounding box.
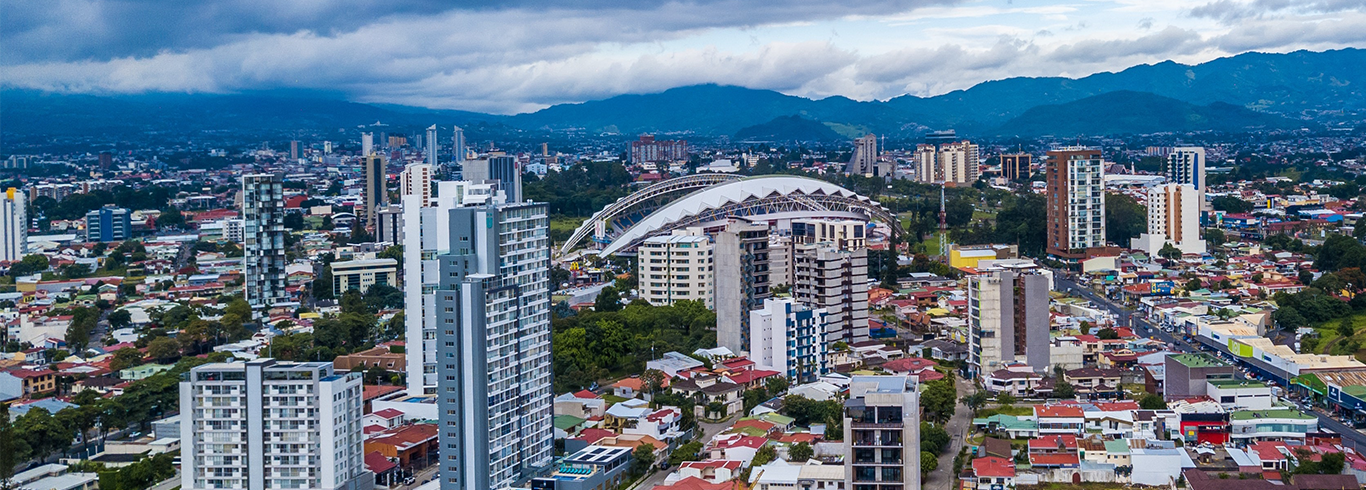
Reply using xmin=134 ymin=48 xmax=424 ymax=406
xmin=3 ymin=0 xmax=1364 ymax=114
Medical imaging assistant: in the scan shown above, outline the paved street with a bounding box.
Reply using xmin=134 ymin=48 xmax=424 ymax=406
xmin=924 ymin=375 xmax=975 ymax=490
xmin=149 ymin=470 xmax=180 ymax=490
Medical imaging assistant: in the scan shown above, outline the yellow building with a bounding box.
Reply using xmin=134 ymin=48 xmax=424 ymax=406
xmin=949 ymin=244 xmax=1018 ymax=269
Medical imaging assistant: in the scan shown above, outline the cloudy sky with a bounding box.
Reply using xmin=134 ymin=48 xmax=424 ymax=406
xmin=3 ymin=0 xmax=1365 ymax=114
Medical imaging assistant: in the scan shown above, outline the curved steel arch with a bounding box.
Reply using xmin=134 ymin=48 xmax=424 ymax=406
xmin=599 ymin=175 xmax=903 ymax=256
xmin=559 ymin=173 xmax=743 ymax=254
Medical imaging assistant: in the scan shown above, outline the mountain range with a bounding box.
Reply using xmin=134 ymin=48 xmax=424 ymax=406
xmin=3 ymin=48 xmax=1363 ymax=141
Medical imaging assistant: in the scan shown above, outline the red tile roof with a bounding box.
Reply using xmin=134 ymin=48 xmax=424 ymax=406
xmin=725 ymin=369 xmax=779 ymax=385
xmin=679 ymin=460 xmax=742 ymax=470
xmin=364 ymin=451 xmax=397 ymax=474
xmin=1029 ymin=453 xmax=1080 ymax=466
xmin=573 ymin=389 xmax=599 ymax=399
xmin=972 ymin=456 xmax=1016 ymax=478
xmin=362 ymin=384 xmax=403 ymax=401
xmin=1035 ymin=405 xmax=1084 ymax=418
xmin=731 ymin=419 xmax=775 ymax=433
xmin=654 ymin=476 xmax=737 ymax=490
xmin=1028 ymin=434 xmax=1078 ymax=450
xmin=371 ymin=408 xmax=404 ymax=419
xmin=368 ymin=423 xmax=438 ymax=450
xmin=577 ymin=428 xmax=615 ymax=444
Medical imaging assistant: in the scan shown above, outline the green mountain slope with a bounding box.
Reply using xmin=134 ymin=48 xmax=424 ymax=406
xmin=992 ymin=91 xmax=1301 ymax=137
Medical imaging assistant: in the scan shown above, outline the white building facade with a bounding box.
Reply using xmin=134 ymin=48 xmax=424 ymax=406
xmin=750 ymin=297 xmax=829 ymax=383
xmin=178 ymin=359 xmax=367 ymax=490
xmin=242 ymin=174 xmax=288 ymax=309
xmin=0 ymin=188 xmax=27 ymax=262
xmin=1132 ymin=183 xmax=1206 ymax=256
xmin=638 ymin=231 xmax=713 ymax=308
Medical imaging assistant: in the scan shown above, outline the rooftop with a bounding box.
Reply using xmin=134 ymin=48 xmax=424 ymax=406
xmin=1170 ymin=352 xmax=1231 ymax=368
xmin=1229 ymin=408 xmax=1316 ymax=421
xmin=1207 ymin=379 xmax=1268 ymax=389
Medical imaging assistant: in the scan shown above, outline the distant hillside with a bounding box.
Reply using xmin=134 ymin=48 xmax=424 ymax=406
xmin=993 ymin=91 xmax=1301 ymax=137
xmin=733 ymin=115 xmax=843 ymax=141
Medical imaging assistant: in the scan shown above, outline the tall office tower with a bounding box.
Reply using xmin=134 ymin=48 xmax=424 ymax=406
xmin=434 ymin=200 xmax=553 ymax=490
xmin=179 ymin=359 xmax=368 ymax=490
xmin=937 ymin=141 xmax=980 ymax=184
xmin=914 ymin=144 xmax=938 ymax=183
xmin=462 ymin=156 xmax=521 ymax=203
xmin=0 ymin=188 xmax=27 ymax=261
xmin=402 ymin=181 xmax=468 ymax=395
xmin=243 ymin=174 xmax=288 ymax=309
xmin=98 ymin=151 xmax=113 ymax=170
xmin=452 ymin=126 xmax=466 ymax=165
xmin=1045 ymin=148 xmax=1108 ymax=263
xmin=363 ymin=154 xmax=389 ymax=228
xmin=750 ymin=297 xmax=828 ymax=383
xmin=967 ymin=267 xmax=1051 ymax=378
xmin=85 ymin=205 xmax=131 ymax=242
xmin=289 ymin=140 xmax=299 ymax=160
xmin=847 ymin=134 xmax=888 ymax=177
xmin=638 ymin=230 xmax=713 ymax=309
xmin=425 ymin=125 xmax=439 ymax=167
xmin=844 ymin=375 xmax=921 ymax=490
xmin=1132 ymin=183 xmax=1206 ymax=256
xmin=1000 ymin=153 xmax=1032 ymax=181
xmin=792 ymin=218 xmax=866 ymax=250
xmin=400 ymin=163 xmax=435 ymax=205
xmin=324 ymin=141 xmax=333 ymax=154
xmin=714 ymin=219 xmax=771 ymax=355
xmin=361 ymin=132 xmax=374 ymax=156
xmin=1167 ymin=147 xmax=1206 ymax=193
xmin=792 ymin=243 xmax=870 ymax=344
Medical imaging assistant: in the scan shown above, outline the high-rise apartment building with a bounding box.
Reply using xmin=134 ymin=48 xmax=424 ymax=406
xmin=629 ymin=135 xmax=689 ymax=164
xmin=0 ymin=188 xmax=26 ymax=262
xmin=364 ymin=154 xmax=389 ymax=228
xmin=792 ymin=218 xmax=866 ymax=251
xmin=361 ymin=132 xmax=374 ymax=156
xmin=85 ymin=205 xmax=131 ymax=242
xmin=425 ymin=125 xmax=439 ymax=167
xmin=792 ymin=243 xmax=869 ymax=344
xmin=462 ymin=156 xmax=521 ymax=203
xmin=452 ymin=127 xmax=466 ymax=165
xmin=847 ymin=134 xmax=889 ymax=177
xmin=914 ymin=141 xmax=979 ymax=184
xmin=289 ymin=140 xmax=299 ymax=160
xmin=638 ymin=231 xmax=713 ymax=309
xmin=1168 ymin=147 xmax=1205 ymax=192
xmin=403 ymin=181 xmax=468 ymax=395
xmin=715 ymin=220 xmax=771 ymax=355
xmin=375 ymin=205 xmax=402 ymax=245
xmin=967 ymin=267 xmax=1051 ymax=378
xmin=243 ymin=174 xmax=288 ymax=309
xmin=844 ymin=375 xmax=920 ymax=490
xmin=434 ymin=201 xmax=553 ymax=490
xmin=1000 ymin=153 xmax=1032 ymax=181
xmin=400 ymin=163 xmax=435 ymax=205
xmin=750 ymin=297 xmax=828 ymax=383
xmin=1132 ymin=183 xmax=1206 ymax=256
xmin=178 ymin=359 xmax=367 ymax=490
xmin=1045 ymin=148 xmax=1108 ymax=262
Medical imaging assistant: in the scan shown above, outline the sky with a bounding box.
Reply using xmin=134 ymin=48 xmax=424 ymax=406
xmin=3 ymin=0 xmax=1365 ymax=114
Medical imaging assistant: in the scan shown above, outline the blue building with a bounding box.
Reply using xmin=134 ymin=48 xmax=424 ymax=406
xmin=85 ymin=205 xmax=131 ymax=242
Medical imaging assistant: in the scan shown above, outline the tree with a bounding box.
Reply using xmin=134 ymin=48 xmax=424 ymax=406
xmin=1054 ymin=379 xmax=1078 ymax=399
xmin=1159 ymin=242 xmax=1183 ymax=261
xmin=961 ymin=392 xmax=989 ymax=413
xmin=668 ymin=441 xmax=704 ymax=466
xmin=922 ymin=451 xmax=939 ymax=474
xmin=1097 ymin=327 xmax=1120 ymax=340
xmin=1274 ymin=306 xmax=1308 ymax=330
xmin=920 ymin=422 xmax=950 ymax=454
xmin=1204 ymin=229 xmax=1227 ymax=249
xmin=743 ymin=388 xmax=768 ymax=415
xmin=641 ymin=369 xmax=666 ymax=395
xmin=751 ymin=444 xmax=777 ymax=467
xmin=631 ymin=444 xmax=656 ymax=475
xmin=363 ymin=283 xmax=404 ymax=312
xmin=1106 ymin=193 xmax=1147 ymax=246
xmin=1212 ymin=195 xmax=1254 ymax=213
xmin=919 ymin=377 xmax=957 ymax=423
xmin=109 ymin=347 xmax=144 ymax=372
xmin=147 ymin=337 xmax=181 ymax=363
xmin=314 ymin=265 xmax=334 ymax=300
xmin=283 ymin=212 xmax=305 ymax=230
xmin=1139 ymin=393 xmax=1167 ymax=409
xmin=996 ymin=392 xmax=1016 ymax=406
xmin=157 ymin=208 xmax=186 ymax=229
xmin=789 ymin=442 xmax=814 ymax=462
xmin=594 ymin=286 xmax=622 ymax=312
xmin=0 ymin=404 xmax=16 ymax=485
xmin=765 ymin=377 xmax=790 ymax=397
xmin=108 ymin=309 xmax=133 ymax=329
xmin=1338 ymin=318 xmax=1356 ymax=338
xmin=707 ymin=401 xmax=725 ymax=418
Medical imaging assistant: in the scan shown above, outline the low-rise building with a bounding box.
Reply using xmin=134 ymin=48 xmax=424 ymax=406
xmin=1207 ymin=379 xmax=1272 ymax=410
xmin=1229 ymin=408 xmax=1317 ymax=442
xmin=330 ymin=258 xmax=398 ymax=295
xmin=529 ymin=445 xmax=634 ymax=490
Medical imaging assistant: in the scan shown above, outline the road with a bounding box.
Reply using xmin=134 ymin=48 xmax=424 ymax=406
xmin=1052 ymin=270 xmax=1366 ymax=450
xmin=631 ymin=415 xmax=734 ymax=490
xmin=923 ymin=375 xmax=976 ymax=490
xmin=149 ymin=470 xmax=180 ymax=490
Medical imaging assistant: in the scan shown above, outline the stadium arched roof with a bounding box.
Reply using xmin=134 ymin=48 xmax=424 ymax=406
xmin=598 ymin=175 xmax=901 ymax=256
xmin=559 ymin=173 xmax=744 ymax=254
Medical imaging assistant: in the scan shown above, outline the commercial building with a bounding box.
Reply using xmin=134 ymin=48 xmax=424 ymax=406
xmin=400 ymin=163 xmax=434 ymax=205
xmin=1133 ymin=183 xmax=1206 ymax=256
xmin=362 ymin=132 xmax=374 ymax=156
xmin=85 ymin=205 xmax=131 ymax=242
xmin=1 ymin=188 xmax=26 ymax=261
xmin=178 ymin=359 xmax=368 ymax=490
xmin=1000 ymin=153 xmax=1032 ymax=181
xmin=629 ymin=135 xmax=688 ymax=164
xmin=792 ymin=218 xmax=866 ymax=251
xmin=948 ymin=244 xmax=1018 ymax=269
xmin=638 ymin=231 xmax=713 ymax=308
xmin=451 ymin=127 xmax=466 ymax=165
xmin=242 ymin=174 xmax=289 ymax=309
xmin=791 ymin=242 xmax=869 ymax=345
xmin=364 ymin=154 xmax=388 ymax=227
xmin=847 ymin=134 xmax=889 ymax=177
xmin=425 ymin=125 xmax=439 ymax=167
xmin=913 ymin=141 xmax=980 ymax=184
xmin=1045 ymin=148 xmax=1109 ymax=263
xmin=1206 ymin=379 xmax=1272 ymax=410
xmin=528 ymin=445 xmax=633 ymax=490
xmin=967 ymin=267 xmax=1051 ymax=378
xmin=844 ymin=375 xmax=920 ymax=490
xmin=434 ymin=200 xmax=553 ymax=490
xmin=375 ymin=205 xmax=402 ymax=245
xmin=715 ymin=219 xmax=771 ymax=355
xmin=462 ymin=156 xmax=521 ymax=203
xmin=1228 ymin=408 xmax=1317 ymax=441
xmin=331 ymin=258 xmax=399 ymax=296
xmin=403 ymin=180 xmax=472 ymax=395
xmin=1163 ymin=353 xmax=1237 ymax=401
xmin=749 ymin=297 xmax=829 ymax=383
